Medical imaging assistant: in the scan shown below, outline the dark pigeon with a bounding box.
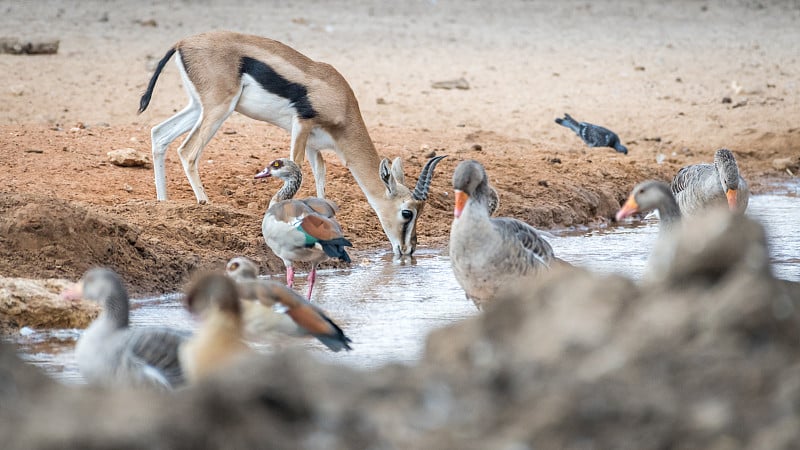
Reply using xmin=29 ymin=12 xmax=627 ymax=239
xmin=555 ymin=113 xmax=628 ymax=155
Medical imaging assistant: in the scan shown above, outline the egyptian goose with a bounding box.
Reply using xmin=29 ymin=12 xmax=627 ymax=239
xmin=225 ymin=256 xmax=309 ymax=339
xmin=179 ymin=272 xmax=253 ymax=383
xmin=615 ymin=180 xmax=682 ymax=234
xmin=62 ymin=268 xmax=186 ymax=390
xmin=449 ymin=160 xmax=555 ymax=309
xmin=671 ymin=148 xmax=749 ymax=215
xmin=255 ymin=158 xmax=352 ymax=299
xmin=228 ymin=259 xmax=352 ymax=352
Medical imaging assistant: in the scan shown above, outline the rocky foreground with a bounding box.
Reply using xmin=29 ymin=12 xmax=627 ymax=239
xmin=1 ymin=211 xmax=799 ymax=449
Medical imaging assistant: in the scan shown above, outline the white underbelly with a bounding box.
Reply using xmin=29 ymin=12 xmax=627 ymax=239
xmin=235 ymin=74 xmax=295 ymax=130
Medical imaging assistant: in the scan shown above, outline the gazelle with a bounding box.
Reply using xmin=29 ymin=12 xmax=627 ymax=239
xmin=138 ymin=30 xmax=446 ymax=256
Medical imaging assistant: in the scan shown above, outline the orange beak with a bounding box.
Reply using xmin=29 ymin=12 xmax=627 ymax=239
xmin=60 ymin=281 xmax=84 ymax=302
xmin=615 ymin=195 xmax=640 ymax=221
xmin=454 ymin=190 xmax=469 ymax=218
xmin=726 ymin=188 xmax=737 ymax=211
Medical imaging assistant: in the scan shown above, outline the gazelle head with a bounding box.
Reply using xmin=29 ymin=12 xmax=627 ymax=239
xmin=377 ymin=155 xmax=447 ymax=256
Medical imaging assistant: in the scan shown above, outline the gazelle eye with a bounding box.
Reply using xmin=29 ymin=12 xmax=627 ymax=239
xmin=401 ymin=209 xmax=413 ymax=220
xmin=229 ymin=262 xmax=239 ymax=270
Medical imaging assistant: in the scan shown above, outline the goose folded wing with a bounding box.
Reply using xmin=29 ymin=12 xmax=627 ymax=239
xmin=300 ymin=215 xmax=346 ymax=241
xmin=301 ymin=197 xmax=339 ymax=217
xmin=122 ymin=328 xmax=187 ymax=388
xmin=494 ymin=217 xmax=555 ymax=266
xmin=671 ymin=166 xmax=694 ymax=195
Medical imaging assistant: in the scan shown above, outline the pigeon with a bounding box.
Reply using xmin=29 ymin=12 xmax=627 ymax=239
xmin=555 ymin=113 xmax=628 ymax=155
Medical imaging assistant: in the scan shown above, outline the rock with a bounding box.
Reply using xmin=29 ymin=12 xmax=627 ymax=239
xmin=646 ymin=208 xmax=771 ymax=286
xmin=772 ymin=157 xmax=798 ymax=171
xmin=0 ymin=37 xmax=59 ymax=55
xmin=107 ymin=148 xmax=149 ymax=167
xmin=0 ymin=277 xmax=99 ymax=332
xmin=431 ymin=77 xmax=470 ymax=90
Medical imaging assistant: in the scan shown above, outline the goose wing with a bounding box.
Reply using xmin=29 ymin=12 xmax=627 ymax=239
xmin=301 ymin=197 xmax=339 ymax=217
xmin=671 ymin=163 xmax=713 ymax=195
xmin=119 ymin=327 xmax=187 ymax=389
xmin=237 ymin=280 xmax=352 ymax=351
xmin=493 ymin=217 xmax=554 ymax=267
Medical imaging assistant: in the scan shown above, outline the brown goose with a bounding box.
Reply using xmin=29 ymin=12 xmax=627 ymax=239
xmin=449 ymin=160 xmax=555 ymax=309
xmin=616 ymin=180 xmax=682 ymax=234
xmin=225 ymin=256 xmax=315 ymax=339
xmin=180 ymin=272 xmax=253 ymax=383
xmin=226 ymin=257 xmax=352 ymax=351
xmin=671 ymin=148 xmax=750 ymax=215
xmin=62 ymin=268 xmax=186 ymax=390
xmin=255 ymin=158 xmax=352 ymax=300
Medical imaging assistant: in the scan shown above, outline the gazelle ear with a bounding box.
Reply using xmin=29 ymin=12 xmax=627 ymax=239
xmin=380 ymin=158 xmax=397 ymax=196
xmin=390 ymin=157 xmax=406 ymax=186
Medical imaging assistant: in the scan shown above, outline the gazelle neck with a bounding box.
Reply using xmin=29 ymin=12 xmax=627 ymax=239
xmin=331 ymin=118 xmax=386 ymax=210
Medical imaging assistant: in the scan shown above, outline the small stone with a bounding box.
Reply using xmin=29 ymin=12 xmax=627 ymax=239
xmin=721 ymin=97 xmax=732 ymax=104
xmin=424 ymin=150 xmax=437 ymax=159
xmin=376 ymin=97 xmax=387 ymax=105
xmin=107 ymin=148 xmax=150 ymax=167
xmin=420 ymin=144 xmax=431 ymax=152
xmin=470 ymin=143 xmax=483 ymax=152
xmin=136 ymin=18 xmax=158 ymax=27
xmin=24 ymin=148 xmax=44 ymax=154
xmin=0 ymin=37 xmax=59 ymax=55
xmin=431 ymin=77 xmax=470 ymax=90
xmin=123 ymin=184 xmax=134 ymax=193
xmin=222 ymin=128 xmax=237 ymax=135
xmin=538 ymin=180 xmax=549 ymax=187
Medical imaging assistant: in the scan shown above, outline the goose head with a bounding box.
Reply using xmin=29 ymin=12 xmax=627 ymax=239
xmin=183 ymin=272 xmax=241 ymax=319
xmin=714 ymin=148 xmax=741 ymax=210
xmin=225 ymin=256 xmax=259 ymax=282
xmin=255 ymin=158 xmax=302 ymax=182
xmin=616 ymin=181 xmax=681 ymax=228
xmin=452 ymin=159 xmax=493 ymax=218
xmin=62 ymin=268 xmax=129 ymax=326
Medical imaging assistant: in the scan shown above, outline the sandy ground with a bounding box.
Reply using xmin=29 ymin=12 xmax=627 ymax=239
xmin=1 ymin=0 xmax=799 ymax=296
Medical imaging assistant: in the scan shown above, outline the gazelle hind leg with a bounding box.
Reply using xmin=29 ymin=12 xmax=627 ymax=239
xmin=150 ymin=102 xmax=201 ymax=201
xmin=307 ymin=147 xmax=327 ymax=199
xmin=289 ymin=117 xmax=313 ymax=166
xmin=177 ymin=91 xmax=241 ymax=204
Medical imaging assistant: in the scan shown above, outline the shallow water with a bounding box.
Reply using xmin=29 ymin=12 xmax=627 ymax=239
xmin=550 ymin=190 xmax=800 ymax=281
xmin=8 ymin=192 xmax=799 ymax=384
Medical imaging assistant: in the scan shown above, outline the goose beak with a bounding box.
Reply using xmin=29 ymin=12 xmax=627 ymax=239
xmin=60 ymin=281 xmax=84 ymax=301
xmin=725 ymin=188 xmax=737 ymax=211
xmin=454 ymin=190 xmax=468 ymax=218
xmin=254 ymin=167 xmax=272 ymax=179
xmin=615 ymin=195 xmax=639 ymax=221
